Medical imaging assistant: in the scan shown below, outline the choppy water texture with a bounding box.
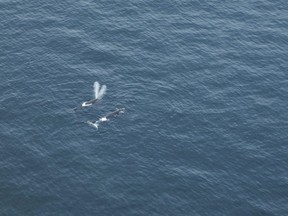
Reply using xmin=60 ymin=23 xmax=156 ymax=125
xmin=1 ymin=1 xmax=288 ymax=215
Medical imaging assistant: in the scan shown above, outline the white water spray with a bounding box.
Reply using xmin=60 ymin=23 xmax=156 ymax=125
xmin=94 ymin=81 xmax=106 ymax=100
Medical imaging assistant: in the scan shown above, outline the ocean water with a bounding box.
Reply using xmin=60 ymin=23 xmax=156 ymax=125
xmin=1 ymin=0 xmax=287 ymax=215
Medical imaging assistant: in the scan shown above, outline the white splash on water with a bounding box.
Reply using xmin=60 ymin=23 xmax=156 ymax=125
xmin=94 ymin=81 xmax=106 ymax=100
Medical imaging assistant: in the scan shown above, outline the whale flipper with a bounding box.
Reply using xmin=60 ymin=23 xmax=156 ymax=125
xmin=87 ymin=120 xmax=100 ymax=129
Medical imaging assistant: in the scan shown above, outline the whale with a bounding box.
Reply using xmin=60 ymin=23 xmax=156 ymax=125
xmin=87 ymin=108 xmax=125 ymax=129
xmin=101 ymin=108 xmax=125 ymax=121
xmin=73 ymin=81 xmax=107 ymax=111
xmin=81 ymin=98 xmax=100 ymax=107
xmin=82 ymin=81 xmax=106 ymax=107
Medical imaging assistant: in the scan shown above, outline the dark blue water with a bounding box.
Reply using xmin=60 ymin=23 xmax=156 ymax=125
xmin=1 ymin=1 xmax=288 ymax=215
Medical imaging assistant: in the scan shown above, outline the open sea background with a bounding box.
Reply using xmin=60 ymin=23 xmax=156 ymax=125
xmin=1 ymin=0 xmax=287 ymax=215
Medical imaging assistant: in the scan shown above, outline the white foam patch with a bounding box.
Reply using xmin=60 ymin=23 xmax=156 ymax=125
xmin=100 ymin=117 xmax=108 ymax=122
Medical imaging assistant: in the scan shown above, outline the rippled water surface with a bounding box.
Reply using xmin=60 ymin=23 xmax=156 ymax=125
xmin=1 ymin=1 xmax=288 ymax=215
